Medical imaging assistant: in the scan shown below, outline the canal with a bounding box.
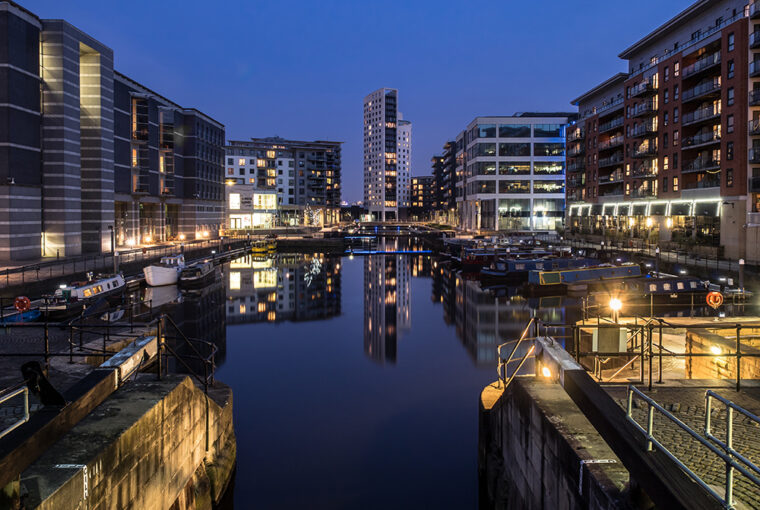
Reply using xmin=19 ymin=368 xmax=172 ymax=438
xmin=163 ymin=246 xmax=753 ymax=509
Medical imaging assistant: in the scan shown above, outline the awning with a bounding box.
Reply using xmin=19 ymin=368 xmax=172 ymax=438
xmin=650 ymin=202 xmax=667 ymax=216
xmin=632 ymin=203 xmax=647 ymax=216
xmin=602 ymin=203 xmax=616 ymax=216
xmin=616 ymin=204 xmax=630 ymax=216
xmin=670 ymin=202 xmax=692 ymax=216
xmin=591 ymin=204 xmax=603 ymax=215
xmin=694 ymin=201 xmax=720 ymax=217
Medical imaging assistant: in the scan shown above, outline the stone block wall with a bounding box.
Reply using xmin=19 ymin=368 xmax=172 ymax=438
xmin=20 ymin=375 xmax=235 ymax=510
xmin=686 ymin=328 xmax=760 ymax=381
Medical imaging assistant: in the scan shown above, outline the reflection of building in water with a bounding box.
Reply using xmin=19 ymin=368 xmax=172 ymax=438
xmin=167 ymin=277 xmax=227 ymax=370
xmin=225 ymin=254 xmax=341 ymax=324
xmin=450 ymin=274 xmax=569 ymax=367
xmin=363 ymin=252 xmax=411 ymax=363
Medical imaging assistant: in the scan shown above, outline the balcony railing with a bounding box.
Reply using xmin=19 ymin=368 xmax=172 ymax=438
xmin=752 ymin=31 xmax=760 ymax=49
xmin=752 ymin=2 xmax=760 ymax=18
xmin=681 ymin=79 xmax=721 ymax=103
xmin=629 ymin=80 xmax=656 ymax=98
xmin=683 ymin=158 xmax=720 ymax=173
xmin=633 ymin=144 xmax=657 ymax=157
xmin=684 ymin=177 xmax=720 ymax=190
xmin=568 ymin=145 xmax=585 ymax=157
xmin=599 ymin=117 xmax=624 ymax=133
xmin=631 ymin=101 xmax=657 ymax=118
xmin=681 ymin=131 xmax=721 ymax=149
xmin=751 ymin=176 xmax=760 ymax=192
xmin=567 ymin=162 xmax=585 ymax=173
xmin=632 ymin=165 xmax=657 ymax=178
xmin=568 ymin=176 xmax=584 ymax=187
xmin=629 ymin=121 xmax=658 ymax=137
xmin=598 ymin=153 xmax=624 ymax=168
xmin=750 ymin=119 xmax=760 ymax=136
xmin=598 ymin=135 xmax=624 ymax=151
xmin=681 ymin=106 xmax=721 ymax=126
xmin=751 ymin=60 xmax=760 ymax=78
xmin=567 ymin=129 xmax=585 ymax=142
xmin=681 ymin=52 xmax=720 ymax=79
xmin=751 ymin=148 xmax=760 ymax=164
xmin=751 ymin=89 xmax=760 ymax=107
xmin=600 ymin=173 xmax=624 ymax=184
xmin=630 ymin=188 xmax=656 ymax=198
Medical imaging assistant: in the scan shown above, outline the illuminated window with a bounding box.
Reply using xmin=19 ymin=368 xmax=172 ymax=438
xmin=229 ymin=193 xmax=240 ymax=210
xmin=239 ymin=304 xmax=246 ymax=314
xmin=257 ymin=159 xmax=265 ymax=168
xmin=266 ymin=150 xmax=275 ymax=158
xmin=229 ymin=272 xmax=241 ymax=290
xmin=132 ymin=149 xmax=138 ymax=167
xmin=238 ymin=158 xmax=245 ymax=166
xmin=258 ymin=302 xmax=266 ymax=313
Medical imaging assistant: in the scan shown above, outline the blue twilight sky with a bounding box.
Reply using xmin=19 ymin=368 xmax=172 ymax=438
xmin=27 ymin=0 xmax=693 ymax=202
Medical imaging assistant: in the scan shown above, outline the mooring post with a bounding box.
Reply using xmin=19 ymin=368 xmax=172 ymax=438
xmin=736 ymin=324 xmax=742 ymax=392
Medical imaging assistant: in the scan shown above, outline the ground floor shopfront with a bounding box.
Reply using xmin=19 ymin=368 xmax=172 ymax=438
xmin=566 ymin=197 xmax=756 ymax=262
xmin=458 ymin=197 xmax=565 ymax=233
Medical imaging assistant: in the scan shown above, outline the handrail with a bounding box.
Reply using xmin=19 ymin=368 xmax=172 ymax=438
xmin=627 ymin=385 xmax=760 ymax=507
xmin=0 ymin=384 xmax=29 ymax=440
xmin=496 ymin=317 xmax=536 ymax=388
xmin=159 ymin=314 xmax=217 ymax=389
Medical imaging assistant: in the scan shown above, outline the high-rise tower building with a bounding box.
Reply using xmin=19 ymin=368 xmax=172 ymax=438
xmin=363 ymin=88 xmax=412 ymax=220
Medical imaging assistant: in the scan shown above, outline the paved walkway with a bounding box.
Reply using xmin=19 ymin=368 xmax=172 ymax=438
xmin=606 ymin=384 xmax=760 ymax=508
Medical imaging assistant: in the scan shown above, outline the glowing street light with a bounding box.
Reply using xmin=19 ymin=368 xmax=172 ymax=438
xmin=609 ymin=297 xmax=623 ymax=323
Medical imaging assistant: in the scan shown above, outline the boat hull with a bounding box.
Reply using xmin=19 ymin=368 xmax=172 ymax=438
xmin=144 ymin=265 xmax=180 ymax=286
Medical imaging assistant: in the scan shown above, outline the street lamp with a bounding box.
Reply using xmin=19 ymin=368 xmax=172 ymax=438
xmin=609 ymin=297 xmax=623 ymax=323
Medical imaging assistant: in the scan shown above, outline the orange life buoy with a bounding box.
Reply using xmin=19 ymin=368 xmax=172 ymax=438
xmin=14 ymin=296 xmax=31 ymax=313
xmin=706 ymin=291 xmax=723 ymax=310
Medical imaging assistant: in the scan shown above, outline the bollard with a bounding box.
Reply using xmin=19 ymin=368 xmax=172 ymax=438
xmin=739 ymin=258 xmax=745 ymax=295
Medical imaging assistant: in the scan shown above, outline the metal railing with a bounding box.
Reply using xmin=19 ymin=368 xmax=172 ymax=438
xmin=627 ymin=385 xmax=760 ymax=508
xmin=0 ymin=383 xmax=29 ymax=440
xmin=497 ymin=317 xmax=536 ymax=389
xmin=681 ymin=53 xmax=721 ymax=79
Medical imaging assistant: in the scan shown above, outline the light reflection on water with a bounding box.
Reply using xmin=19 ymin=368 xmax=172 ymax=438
xmin=165 ymin=246 xmax=755 ymax=509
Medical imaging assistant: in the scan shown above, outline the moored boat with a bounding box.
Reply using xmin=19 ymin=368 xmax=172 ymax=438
xmin=524 ymin=263 xmax=643 ymax=296
xmin=45 ymin=274 xmax=126 ymax=319
xmin=144 ymin=255 xmax=185 ymax=286
xmin=179 ymin=261 xmax=216 ymax=287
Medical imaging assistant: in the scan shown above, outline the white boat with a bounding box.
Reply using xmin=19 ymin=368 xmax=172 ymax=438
xmin=144 ymin=255 xmax=185 ymax=286
xmin=47 ymin=274 xmax=126 ymax=319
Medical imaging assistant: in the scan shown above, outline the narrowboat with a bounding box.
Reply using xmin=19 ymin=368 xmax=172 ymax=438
xmin=179 ymin=261 xmax=216 ymax=287
xmin=144 ymin=255 xmax=185 ymax=286
xmin=45 ymin=274 xmax=126 ymax=319
xmin=593 ymin=276 xmax=709 ymax=306
xmin=524 ymin=264 xmax=643 ymax=296
xmin=480 ymin=257 xmax=597 ymax=284
xmin=0 ymin=308 xmax=41 ymax=324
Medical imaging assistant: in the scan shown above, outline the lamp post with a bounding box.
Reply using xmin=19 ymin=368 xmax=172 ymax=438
xmin=655 ymin=246 xmax=660 ymax=278
xmin=739 ymin=258 xmax=745 ymax=295
xmin=609 ymin=297 xmax=622 ymax=324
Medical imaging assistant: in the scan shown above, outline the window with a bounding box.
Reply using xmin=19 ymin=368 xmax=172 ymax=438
xmin=674 ymin=85 xmax=679 ymax=100
xmin=533 ymin=143 xmax=565 ymax=156
xmin=691 ymin=30 xmax=701 ymax=40
xmin=727 ymin=141 xmax=734 ymax=160
xmin=673 ymin=177 xmax=679 ymax=191
xmin=533 ymin=124 xmax=563 ymax=137
xmin=728 ymin=60 xmax=735 ymax=79
xmin=727 ymin=115 xmax=735 ymax=133
xmin=238 ymin=158 xmax=245 ymax=166
xmin=477 ymin=124 xmax=497 ymax=138
xmin=227 ymin=158 xmax=233 ymax=165
xmin=499 ymin=124 xmax=531 ymax=137
xmin=664 ymin=89 xmax=669 ymax=103
xmin=674 ymin=108 xmax=679 ymax=123
xmin=498 ymin=180 xmax=531 ymax=193
xmin=499 ymin=143 xmax=530 ymax=156
xmin=664 ymin=67 xmax=670 ymax=81
xmin=726 ymin=169 xmax=734 ymax=187
xmin=499 ymin=162 xmax=530 ymax=175
xmin=664 ymin=112 xmax=669 ymax=126
xmin=663 ymin=177 xmax=669 ymax=192
xmin=727 ymin=87 xmax=735 ymax=106
xmin=533 ymin=180 xmax=565 ymax=193
xmin=673 ymin=152 xmax=678 ymax=169
xmin=229 ymin=193 xmax=240 ymax=210
xmin=673 ymin=130 xmax=679 ymax=145
xmin=674 ymin=62 xmax=680 ymax=77
xmin=728 ymin=33 xmax=735 ymax=51
xmin=227 ymin=168 xmax=234 ymax=175
xmin=477 ymin=143 xmax=497 ymax=156
xmin=663 ymin=134 xmax=669 ymax=149
xmin=533 ymin=162 xmax=564 ymax=174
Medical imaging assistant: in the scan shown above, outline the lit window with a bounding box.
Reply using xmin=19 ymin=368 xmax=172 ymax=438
xmin=229 ymin=193 xmax=240 ymax=210
xmin=238 ymin=158 xmax=245 ymax=166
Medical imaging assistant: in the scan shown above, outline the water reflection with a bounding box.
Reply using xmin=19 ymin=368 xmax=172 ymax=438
xmin=225 ymin=254 xmax=341 ymax=324
xmin=363 ymin=253 xmax=410 ymax=363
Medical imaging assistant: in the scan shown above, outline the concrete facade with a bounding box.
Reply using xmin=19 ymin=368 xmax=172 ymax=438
xmin=0 ymin=1 xmax=225 ymax=261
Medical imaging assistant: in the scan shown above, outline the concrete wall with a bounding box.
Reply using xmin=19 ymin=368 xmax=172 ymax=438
xmin=686 ymin=327 xmax=760 ymax=380
xmin=19 ymin=376 xmax=235 ymax=510
xmin=479 ymin=379 xmax=631 ymax=510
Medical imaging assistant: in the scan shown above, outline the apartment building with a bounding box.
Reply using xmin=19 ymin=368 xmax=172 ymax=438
xmin=224 ymin=138 xmax=342 ymax=226
xmin=410 ymin=176 xmax=434 ymax=221
xmin=458 ymin=114 xmax=575 ymax=232
xmin=567 ymin=0 xmax=760 ymax=261
xmin=431 ymin=140 xmax=460 ymax=224
xmin=0 ymin=1 xmax=224 ymax=260
xmin=363 ymin=88 xmax=412 ymax=221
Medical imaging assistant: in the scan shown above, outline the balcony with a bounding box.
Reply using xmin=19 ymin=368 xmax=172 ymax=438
xmin=629 ymin=121 xmax=658 ymax=138
xmin=681 ymin=79 xmax=721 ymax=103
xmin=681 ymin=52 xmax=720 ymax=79
xmin=568 ymin=176 xmax=584 ymax=187
xmin=600 ymin=173 xmax=624 ymax=184
xmin=751 ymin=148 xmax=760 ymax=164
xmin=568 ymin=145 xmax=585 ymax=157
xmin=631 ymin=101 xmax=657 ymax=118
xmin=751 ymin=119 xmax=760 ymax=136
xmin=599 ymin=117 xmax=624 ymax=133
xmin=683 ymin=157 xmax=720 ymax=173
xmin=751 ymin=60 xmax=760 ymax=78
xmin=751 ymin=176 xmax=760 ymax=192
xmin=598 ymin=135 xmax=624 ymax=151
xmin=752 ymin=2 xmax=760 ymax=19
xmin=629 ymin=80 xmax=657 ymax=98
xmin=632 ymin=164 xmax=657 ymax=178
xmin=598 ymin=153 xmax=624 ymax=168
xmin=681 ymin=130 xmax=721 ymax=149
xmin=632 ymin=143 xmax=657 ymax=158
xmin=567 ymin=129 xmax=585 ymax=142
xmin=630 ymin=188 xmax=657 ymax=199
xmin=567 ymin=162 xmax=585 ymax=173
xmin=681 ymin=106 xmax=721 ymax=126
xmin=752 ymin=90 xmax=760 ymax=107
xmin=752 ymin=31 xmax=760 ymax=49
xmin=684 ymin=177 xmax=720 ymax=190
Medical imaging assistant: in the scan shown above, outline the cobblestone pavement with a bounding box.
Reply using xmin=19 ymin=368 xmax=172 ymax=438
xmin=606 ymin=384 xmax=760 ymax=508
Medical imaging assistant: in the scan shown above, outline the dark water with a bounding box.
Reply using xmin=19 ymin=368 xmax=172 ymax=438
xmin=164 ymin=247 xmax=754 ymax=509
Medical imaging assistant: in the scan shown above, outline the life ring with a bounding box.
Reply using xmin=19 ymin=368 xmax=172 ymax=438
xmin=14 ymin=296 xmax=31 ymax=313
xmin=706 ymin=291 xmax=723 ymax=310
